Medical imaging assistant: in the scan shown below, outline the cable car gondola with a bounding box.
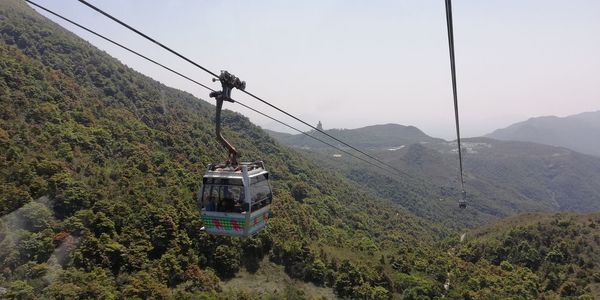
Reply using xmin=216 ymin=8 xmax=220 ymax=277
xmin=458 ymin=190 xmax=467 ymax=209
xmin=198 ymin=71 xmax=273 ymax=237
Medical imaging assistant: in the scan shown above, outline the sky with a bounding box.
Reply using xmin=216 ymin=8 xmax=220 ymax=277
xmin=29 ymin=0 xmax=600 ymax=140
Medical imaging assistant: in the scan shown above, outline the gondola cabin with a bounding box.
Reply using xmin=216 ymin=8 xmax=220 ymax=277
xmin=198 ymin=161 xmax=272 ymax=237
xmin=458 ymin=190 xmax=467 ymax=209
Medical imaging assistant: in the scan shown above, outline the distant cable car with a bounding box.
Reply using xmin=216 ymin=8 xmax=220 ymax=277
xmin=458 ymin=190 xmax=467 ymax=209
xmin=198 ymin=71 xmax=273 ymax=237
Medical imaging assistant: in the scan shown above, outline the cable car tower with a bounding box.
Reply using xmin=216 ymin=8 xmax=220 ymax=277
xmin=198 ymin=71 xmax=273 ymax=237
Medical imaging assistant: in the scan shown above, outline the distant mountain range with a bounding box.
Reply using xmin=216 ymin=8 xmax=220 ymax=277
xmin=486 ymin=111 xmax=600 ymax=157
xmin=265 ymin=123 xmax=442 ymax=150
xmin=267 ymin=122 xmax=600 ymax=227
xmin=340 ymin=137 xmax=600 ymax=223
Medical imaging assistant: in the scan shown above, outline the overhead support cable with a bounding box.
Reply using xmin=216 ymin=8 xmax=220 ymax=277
xmin=444 ymin=0 xmax=467 ymax=206
xmin=25 ymin=0 xmax=216 ymax=93
xmin=27 ymin=0 xmax=402 ymax=178
xmin=75 ymin=0 xmax=410 ymax=177
xmin=77 ymin=0 xmax=219 ymax=78
xmin=234 ymin=100 xmax=402 ymax=177
xmin=237 ymin=90 xmax=411 ymax=177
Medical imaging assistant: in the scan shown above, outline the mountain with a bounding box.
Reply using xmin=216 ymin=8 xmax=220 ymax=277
xmin=459 ymin=138 xmax=600 ymax=213
xmin=263 ymin=128 xmax=293 ymax=140
xmin=2 ymin=0 xmax=600 ymax=298
xmin=267 ymin=123 xmax=442 ymax=150
xmin=0 ymin=1 xmax=460 ymax=298
xmin=288 ymin=136 xmax=600 ymax=230
xmin=486 ymin=111 xmax=600 ymax=157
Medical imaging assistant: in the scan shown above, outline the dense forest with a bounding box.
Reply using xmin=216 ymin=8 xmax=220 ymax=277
xmin=0 ymin=0 xmax=599 ymax=299
xmin=455 ymin=213 xmax=600 ymax=299
xmin=0 ymin=1 xmax=447 ymax=298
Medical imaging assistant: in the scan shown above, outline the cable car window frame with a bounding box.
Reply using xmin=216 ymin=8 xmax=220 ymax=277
xmin=201 ymin=183 xmax=246 ymax=213
xmin=248 ymin=173 xmax=272 ymax=211
xmin=202 ymin=177 xmax=244 ymax=186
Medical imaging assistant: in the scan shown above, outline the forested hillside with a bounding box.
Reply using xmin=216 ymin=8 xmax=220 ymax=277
xmin=0 ymin=1 xmax=453 ymax=298
xmin=2 ymin=1 xmax=600 ymax=299
xmin=454 ymin=213 xmax=600 ymax=299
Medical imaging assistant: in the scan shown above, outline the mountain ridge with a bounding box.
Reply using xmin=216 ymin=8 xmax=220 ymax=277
xmin=486 ymin=110 xmax=600 ymax=156
xmin=266 ymin=123 xmax=443 ymax=150
xmin=285 ymin=135 xmax=600 ymax=230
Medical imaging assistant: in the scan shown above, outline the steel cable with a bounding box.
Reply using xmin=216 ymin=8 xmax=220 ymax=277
xmin=27 ymin=0 xmax=404 ymax=178
xmin=75 ymin=0 xmax=410 ymax=177
xmin=444 ymin=0 xmax=466 ymax=194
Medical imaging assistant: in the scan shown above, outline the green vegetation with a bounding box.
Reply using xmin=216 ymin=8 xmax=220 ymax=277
xmin=285 ymin=135 xmax=600 ymax=230
xmin=1 ymin=1 xmax=599 ymax=299
xmin=453 ymin=213 xmax=600 ymax=299
xmin=0 ymin=1 xmax=450 ymax=298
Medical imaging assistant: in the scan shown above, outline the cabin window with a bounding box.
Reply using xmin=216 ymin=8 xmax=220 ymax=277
xmin=250 ymin=175 xmax=272 ymax=210
xmin=202 ymin=184 xmax=246 ymax=213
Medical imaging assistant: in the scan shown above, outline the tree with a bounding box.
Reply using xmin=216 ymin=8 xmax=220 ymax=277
xmin=48 ymin=173 xmax=92 ymax=218
xmin=180 ymin=265 xmax=221 ymax=293
xmin=291 ymin=182 xmax=309 ymax=202
xmin=4 ymin=280 xmax=35 ymax=299
xmin=16 ymin=201 xmax=53 ymax=232
xmin=120 ymin=271 xmax=171 ymax=299
xmin=559 ymin=281 xmax=577 ymax=297
xmin=305 ymin=259 xmax=327 ymax=285
xmin=213 ymin=245 xmax=240 ymax=278
xmin=43 ymin=268 xmax=117 ymax=299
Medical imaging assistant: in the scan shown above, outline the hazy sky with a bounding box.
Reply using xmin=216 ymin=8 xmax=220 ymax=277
xmin=30 ymin=1 xmax=600 ymax=139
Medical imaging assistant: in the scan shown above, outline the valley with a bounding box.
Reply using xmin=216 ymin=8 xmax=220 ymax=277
xmin=270 ymin=126 xmax=600 ymax=229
